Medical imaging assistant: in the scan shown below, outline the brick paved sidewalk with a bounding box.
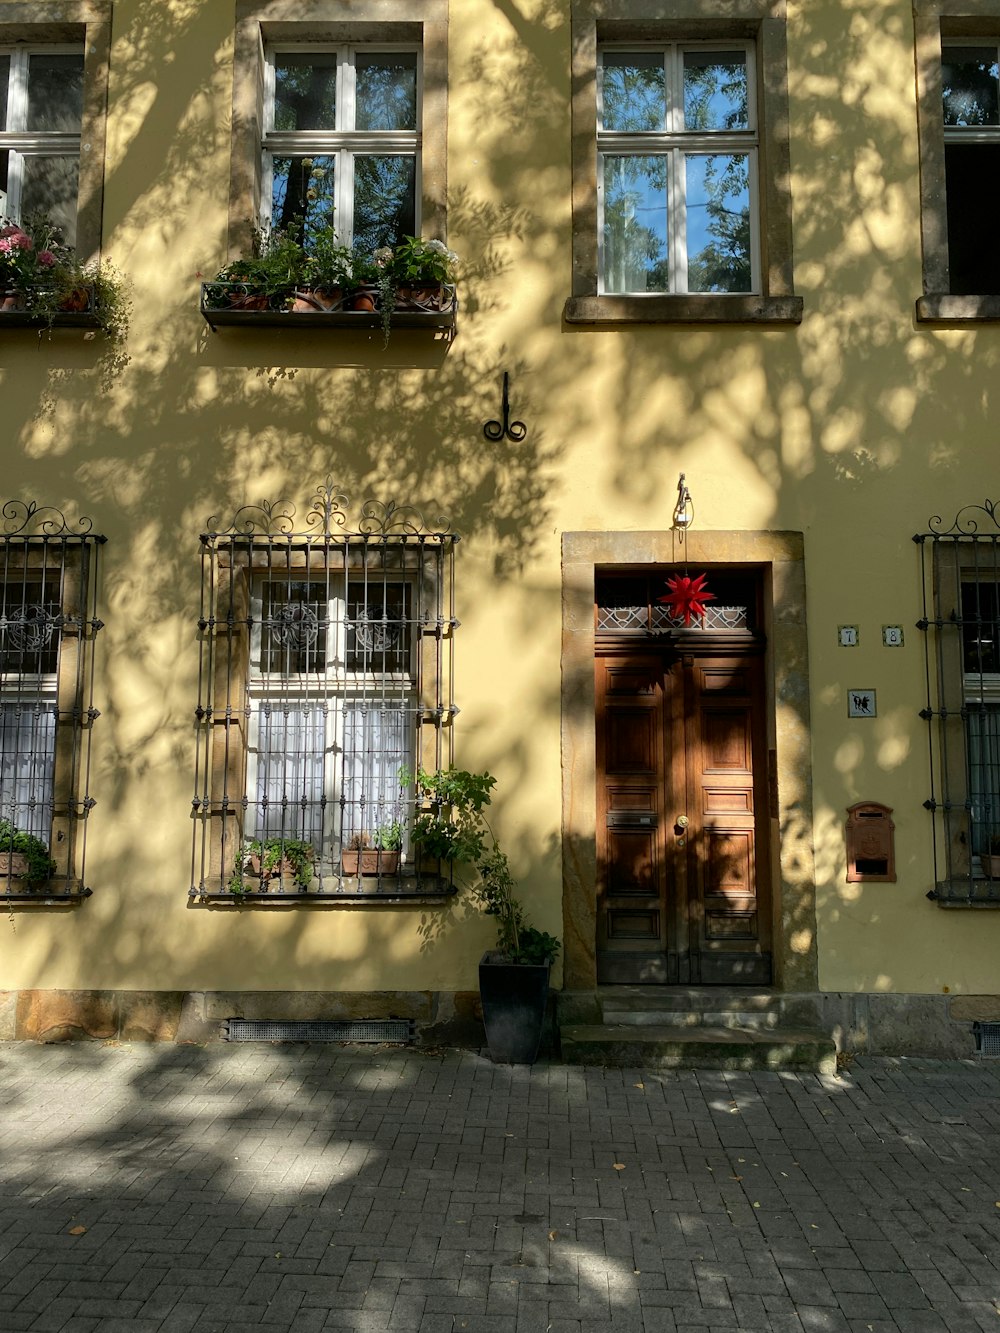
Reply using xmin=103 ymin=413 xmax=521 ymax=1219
xmin=1 ymin=1044 xmax=999 ymax=1332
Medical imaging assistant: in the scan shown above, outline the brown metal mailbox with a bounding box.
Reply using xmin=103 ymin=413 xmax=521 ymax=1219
xmin=846 ymin=802 xmax=896 ymax=882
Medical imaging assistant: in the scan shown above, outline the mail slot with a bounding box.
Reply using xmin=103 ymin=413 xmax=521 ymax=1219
xmin=846 ymin=802 xmax=896 ymax=882
xmin=606 ymin=810 xmax=658 ymax=829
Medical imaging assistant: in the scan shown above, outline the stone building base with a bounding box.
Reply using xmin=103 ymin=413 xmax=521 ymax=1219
xmin=0 ymin=988 xmax=995 ymax=1058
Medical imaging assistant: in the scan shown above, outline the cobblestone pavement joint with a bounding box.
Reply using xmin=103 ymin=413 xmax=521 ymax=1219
xmin=1 ymin=1042 xmax=999 ymax=1332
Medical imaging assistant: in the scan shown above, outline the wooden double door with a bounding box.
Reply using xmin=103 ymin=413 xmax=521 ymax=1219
xmin=596 ymin=646 xmax=772 ymax=985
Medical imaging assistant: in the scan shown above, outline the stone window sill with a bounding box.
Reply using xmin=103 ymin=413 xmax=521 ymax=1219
xmin=564 ymin=294 xmax=803 ymax=326
xmin=916 ymin=294 xmax=1000 ymax=323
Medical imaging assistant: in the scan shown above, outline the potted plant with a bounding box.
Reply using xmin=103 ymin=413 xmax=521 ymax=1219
xmin=371 ymin=819 xmax=404 ymax=875
xmin=406 ymin=766 xmax=560 ymax=1064
xmin=341 ymin=824 xmax=402 ymax=876
xmin=0 ymin=212 xmax=131 ymax=345
xmin=233 ymin=835 xmax=314 ymax=894
xmin=293 ymin=230 xmax=356 ymax=311
xmin=0 ymin=818 xmax=56 ymax=885
xmin=205 ymin=224 xmax=306 ymax=310
xmin=389 ymin=235 xmax=459 ymax=310
xmin=982 ymin=835 xmax=1000 ymax=879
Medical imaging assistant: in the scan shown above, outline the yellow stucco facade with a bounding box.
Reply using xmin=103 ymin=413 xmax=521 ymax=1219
xmin=1 ymin=0 xmax=998 ymax=1048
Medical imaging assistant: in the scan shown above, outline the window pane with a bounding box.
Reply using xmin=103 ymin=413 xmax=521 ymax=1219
xmin=342 ymin=703 xmax=410 ymax=845
xmin=943 ymin=46 xmax=1000 ymax=127
xmin=26 ymin=54 xmax=84 ymax=132
xmin=0 ymin=578 xmax=61 ymax=676
xmin=352 ymin=155 xmax=416 ymax=251
xmin=601 ymin=52 xmax=665 ymax=132
xmin=685 ymin=153 xmax=752 ymax=293
xmin=683 ymin=50 xmax=749 ymax=131
xmin=968 ymin=704 xmax=1000 ymax=854
xmin=962 ymin=581 xmax=1000 ymax=674
xmin=946 ymin=143 xmax=1000 ymax=294
xmin=346 ymin=584 xmax=410 ymax=674
xmin=21 ymin=156 xmax=79 ymax=246
xmin=270 ymin=154 xmax=336 ymax=240
xmin=356 ymin=53 xmax=417 ymax=131
xmin=0 ymin=55 xmax=9 ymax=132
xmin=254 ymin=701 xmax=326 ymax=847
xmin=0 ymin=700 xmax=55 ymax=842
xmin=273 ymin=52 xmax=337 ymax=131
xmin=260 ymin=582 xmax=329 ymax=675
xmin=602 ymin=155 xmax=669 ymax=293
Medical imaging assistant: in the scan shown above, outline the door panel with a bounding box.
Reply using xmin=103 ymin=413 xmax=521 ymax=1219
xmin=596 ymin=647 xmax=772 ymax=985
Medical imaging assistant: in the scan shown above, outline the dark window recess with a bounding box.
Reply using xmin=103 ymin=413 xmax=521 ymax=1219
xmin=0 ymin=501 xmax=104 ymax=901
xmin=193 ymin=482 xmax=459 ymax=902
xmin=946 ymin=144 xmax=1000 ymax=294
xmin=916 ymin=504 xmax=1000 ymax=903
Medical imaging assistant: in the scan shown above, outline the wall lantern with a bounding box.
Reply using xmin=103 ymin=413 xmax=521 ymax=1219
xmin=673 ymin=473 xmax=694 ymax=532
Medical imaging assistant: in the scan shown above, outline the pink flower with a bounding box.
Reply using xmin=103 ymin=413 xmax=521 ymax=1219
xmin=37 ymin=250 xmax=56 ymax=268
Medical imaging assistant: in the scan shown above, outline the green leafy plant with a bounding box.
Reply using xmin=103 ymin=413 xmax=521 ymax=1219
xmin=0 ymin=818 xmax=56 ymax=885
xmin=372 ymin=820 xmax=404 ymax=852
xmin=301 ymin=232 xmax=357 ymax=291
xmin=405 ymin=766 xmax=560 ymax=966
xmin=404 ymin=766 xmax=495 ymax=863
xmin=243 ymin=835 xmax=314 ymax=889
xmin=389 ymin=235 xmax=459 ymax=286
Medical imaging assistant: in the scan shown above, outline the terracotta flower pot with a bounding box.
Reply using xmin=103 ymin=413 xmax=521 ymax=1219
xmin=981 ymin=853 xmax=1000 ymax=879
xmin=291 ymin=286 xmax=344 ymax=312
xmin=395 ymin=283 xmax=446 ymax=311
xmin=58 ymin=286 xmax=92 ymax=313
xmin=0 ymin=292 xmax=24 ymax=311
xmin=348 ymin=287 xmax=378 ymax=312
xmin=0 ymin=853 xmax=29 ymax=878
xmin=342 ymin=849 xmax=401 ymax=876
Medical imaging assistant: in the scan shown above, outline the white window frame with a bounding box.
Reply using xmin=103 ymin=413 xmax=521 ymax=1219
xmin=246 ymin=575 xmax=416 ymax=872
xmin=262 ymin=42 xmax=423 ymax=247
xmin=596 ymin=41 xmax=760 ymax=296
xmin=0 ymin=43 xmax=83 ymax=233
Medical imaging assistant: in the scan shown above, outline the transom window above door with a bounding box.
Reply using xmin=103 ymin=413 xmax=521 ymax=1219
xmin=597 ymin=44 xmax=758 ymax=296
xmin=263 ymin=46 xmax=420 ymax=251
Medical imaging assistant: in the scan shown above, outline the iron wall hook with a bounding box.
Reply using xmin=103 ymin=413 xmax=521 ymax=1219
xmin=484 ymin=371 xmax=527 ymax=443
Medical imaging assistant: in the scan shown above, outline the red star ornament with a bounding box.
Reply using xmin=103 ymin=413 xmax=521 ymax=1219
xmin=658 ymin=573 xmax=716 ymax=627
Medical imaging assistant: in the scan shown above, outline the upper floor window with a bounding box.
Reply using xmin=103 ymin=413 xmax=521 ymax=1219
xmin=564 ymin=0 xmax=801 ymax=327
xmin=598 ymin=44 xmax=757 ymax=296
xmin=941 ymin=43 xmax=1000 ymax=295
xmin=0 ymin=47 xmax=84 ymax=244
xmin=264 ymin=45 xmax=420 ymax=250
xmin=226 ymin=3 xmax=447 ymax=267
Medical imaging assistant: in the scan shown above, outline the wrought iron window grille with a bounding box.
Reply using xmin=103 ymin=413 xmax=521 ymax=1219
xmin=0 ymin=500 xmax=105 ymax=902
xmin=916 ymin=500 xmax=1000 ymax=905
xmin=192 ymin=481 xmax=459 ymax=903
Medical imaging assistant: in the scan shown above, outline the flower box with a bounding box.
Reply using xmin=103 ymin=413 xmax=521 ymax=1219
xmin=200 ymin=282 xmax=457 ymax=334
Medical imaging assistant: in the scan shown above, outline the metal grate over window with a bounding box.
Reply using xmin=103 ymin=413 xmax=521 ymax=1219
xmin=0 ymin=500 xmax=104 ymax=901
xmin=225 ymin=1017 xmax=415 ymax=1043
xmin=192 ymin=481 xmax=458 ymax=902
xmin=916 ymin=500 xmax=1000 ymax=904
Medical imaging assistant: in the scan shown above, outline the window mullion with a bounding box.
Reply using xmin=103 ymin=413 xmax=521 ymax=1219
xmin=671 ymin=150 xmax=686 ymax=294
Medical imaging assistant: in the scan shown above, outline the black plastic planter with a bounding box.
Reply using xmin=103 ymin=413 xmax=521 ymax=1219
xmin=478 ymin=952 xmax=551 ymax=1064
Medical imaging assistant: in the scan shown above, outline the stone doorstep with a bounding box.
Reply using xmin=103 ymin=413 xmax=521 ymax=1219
xmin=559 ymin=1022 xmax=838 ymax=1074
xmin=600 ymin=986 xmax=786 ymax=1031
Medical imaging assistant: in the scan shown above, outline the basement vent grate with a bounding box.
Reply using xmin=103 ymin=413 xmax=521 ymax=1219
xmin=224 ymin=1018 xmax=415 ymax=1044
xmin=974 ymin=1021 xmax=1000 ymax=1056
